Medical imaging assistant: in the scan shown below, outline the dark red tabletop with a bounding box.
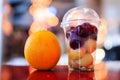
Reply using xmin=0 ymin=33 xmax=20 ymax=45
xmin=1 ymin=61 xmax=120 ymax=80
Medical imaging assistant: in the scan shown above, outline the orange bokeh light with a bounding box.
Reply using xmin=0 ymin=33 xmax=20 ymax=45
xmin=31 ymin=0 xmax=52 ymax=7
xmin=47 ymin=15 xmax=59 ymax=26
xmin=29 ymin=5 xmax=36 ymax=15
xmin=94 ymin=62 xmax=108 ymax=80
xmin=2 ymin=16 xmax=13 ymax=36
xmin=29 ymin=0 xmax=59 ymax=34
xmin=28 ymin=22 xmax=47 ymax=35
xmin=29 ymin=4 xmax=48 ymax=15
xmin=97 ymin=18 xmax=107 ymax=48
xmin=33 ymin=8 xmax=49 ymax=22
xmin=2 ymin=1 xmax=13 ymax=36
xmin=33 ymin=8 xmax=59 ymax=27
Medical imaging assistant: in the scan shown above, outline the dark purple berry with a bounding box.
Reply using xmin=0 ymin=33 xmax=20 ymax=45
xmin=66 ymin=22 xmax=98 ymax=49
xmin=80 ymin=26 xmax=90 ymax=37
xmin=69 ymin=33 xmax=85 ymax=49
xmin=70 ymin=39 xmax=80 ymax=49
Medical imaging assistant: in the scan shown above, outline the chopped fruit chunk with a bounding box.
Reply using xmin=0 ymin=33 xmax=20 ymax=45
xmin=69 ymin=49 xmax=85 ymax=60
xmin=78 ymin=54 xmax=93 ymax=67
xmin=87 ymin=64 xmax=94 ymax=69
xmin=84 ymin=39 xmax=96 ymax=53
xmin=69 ymin=48 xmax=86 ymax=68
xmin=69 ymin=59 xmax=79 ymax=69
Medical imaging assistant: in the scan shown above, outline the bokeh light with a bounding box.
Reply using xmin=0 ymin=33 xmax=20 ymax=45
xmin=29 ymin=22 xmax=47 ymax=35
xmin=29 ymin=0 xmax=59 ymax=35
xmin=29 ymin=5 xmax=37 ymax=15
xmin=97 ymin=18 xmax=107 ymax=48
xmin=94 ymin=62 xmax=108 ymax=80
xmin=95 ymin=48 xmax=105 ymax=64
xmin=2 ymin=1 xmax=13 ymax=36
xmin=104 ymin=40 xmax=113 ymax=50
xmin=33 ymin=8 xmax=59 ymax=26
xmin=48 ymin=6 xmax=57 ymax=15
xmin=2 ymin=18 xmax=13 ymax=36
xmin=91 ymin=48 xmax=105 ymax=64
xmin=33 ymin=8 xmax=49 ymax=22
xmin=47 ymin=14 xmax=59 ymax=26
xmin=31 ymin=0 xmax=52 ymax=7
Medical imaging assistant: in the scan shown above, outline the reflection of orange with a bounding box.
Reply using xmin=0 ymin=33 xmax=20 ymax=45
xmin=24 ymin=30 xmax=61 ymax=70
xmin=29 ymin=66 xmax=37 ymax=74
xmin=27 ymin=70 xmax=58 ymax=80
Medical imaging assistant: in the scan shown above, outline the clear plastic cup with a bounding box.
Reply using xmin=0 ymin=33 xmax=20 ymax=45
xmin=61 ymin=7 xmax=100 ymax=71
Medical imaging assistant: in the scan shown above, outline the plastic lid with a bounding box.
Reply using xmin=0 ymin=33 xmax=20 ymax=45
xmin=61 ymin=7 xmax=100 ymax=27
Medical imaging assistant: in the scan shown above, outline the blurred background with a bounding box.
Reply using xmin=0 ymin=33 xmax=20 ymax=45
xmin=1 ymin=0 xmax=120 ymax=65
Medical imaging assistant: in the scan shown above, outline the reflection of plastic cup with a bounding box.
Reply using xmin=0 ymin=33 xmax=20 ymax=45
xmin=68 ymin=70 xmax=94 ymax=80
xmin=61 ymin=7 xmax=100 ymax=71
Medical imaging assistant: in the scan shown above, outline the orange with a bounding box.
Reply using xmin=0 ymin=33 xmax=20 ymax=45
xmin=24 ymin=30 xmax=61 ymax=70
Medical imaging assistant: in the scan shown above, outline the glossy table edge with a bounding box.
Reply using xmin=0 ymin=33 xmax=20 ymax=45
xmin=1 ymin=61 xmax=120 ymax=80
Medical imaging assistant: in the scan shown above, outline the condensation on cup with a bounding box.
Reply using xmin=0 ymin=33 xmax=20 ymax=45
xmin=61 ymin=7 xmax=101 ymax=71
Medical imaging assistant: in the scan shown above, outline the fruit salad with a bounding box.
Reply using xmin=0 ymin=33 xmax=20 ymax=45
xmin=66 ymin=22 xmax=98 ymax=71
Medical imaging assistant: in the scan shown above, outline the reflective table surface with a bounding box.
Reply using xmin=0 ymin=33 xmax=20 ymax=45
xmin=1 ymin=61 xmax=120 ymax=80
